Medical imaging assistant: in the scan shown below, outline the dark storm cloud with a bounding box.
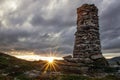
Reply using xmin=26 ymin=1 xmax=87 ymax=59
xmin=0 ymin=0 xmax=120 ymax=54
xmin=100 ymin=0 xmax=120 ymax=51
xmin=30 ymin=14 xmax=75 ymax=28
xmin=0 ymin=28 xmax=32 ymax=47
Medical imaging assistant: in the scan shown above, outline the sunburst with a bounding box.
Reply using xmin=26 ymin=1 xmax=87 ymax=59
xmin=41 ymin=50 xmax=60 ymax=73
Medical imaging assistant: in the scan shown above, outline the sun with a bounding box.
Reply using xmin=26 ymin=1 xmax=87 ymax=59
xmin=40 ymin=50 xmax=61 ymax=73
xmin=42 ymin=57 xmax=59 ymax=73
xmin=47 ymin=57 xmax=54 ymax=63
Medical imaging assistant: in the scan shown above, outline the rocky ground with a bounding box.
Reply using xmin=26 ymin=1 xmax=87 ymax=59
xmin=0 ymin=52 xmax=120 ymax=80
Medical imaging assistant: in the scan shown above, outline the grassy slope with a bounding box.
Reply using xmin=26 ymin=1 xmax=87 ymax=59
xmin=0 ymin=52 xmax=119 ymax=80
xmin=0 ymin=52 xmax=42 ymax=79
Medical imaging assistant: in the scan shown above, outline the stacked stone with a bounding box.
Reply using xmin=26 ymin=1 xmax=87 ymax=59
xmin=73 ymin=4 xmax=107 ymax=65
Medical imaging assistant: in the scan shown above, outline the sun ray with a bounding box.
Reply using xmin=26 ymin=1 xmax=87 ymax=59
xmin=42 ymin=57 xmax=60 ymax=73
xmin=51 ymin=63 xmax=57 ymax=71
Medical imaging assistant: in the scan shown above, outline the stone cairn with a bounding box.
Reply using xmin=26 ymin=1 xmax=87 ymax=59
xmin=73 ymin=4 xmax=100 ymax=59
xmin=63 ymin=4 xmax=108 ymax=73
xmin=73 ymin=4 xmax=108 ymax=65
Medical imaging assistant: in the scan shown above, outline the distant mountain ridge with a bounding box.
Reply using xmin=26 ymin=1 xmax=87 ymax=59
xmin=107 ymin=56 xmax=120 ymax=66
xmin=110 ymin=56 xmax=120 ymax=61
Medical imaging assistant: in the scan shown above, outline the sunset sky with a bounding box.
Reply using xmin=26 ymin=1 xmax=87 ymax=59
xmin=0 ymin=0 xmax=120 ymax=59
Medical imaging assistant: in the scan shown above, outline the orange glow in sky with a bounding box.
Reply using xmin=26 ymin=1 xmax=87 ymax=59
xmin=3 ymin=50 xmax=120 ymax=61
xmin=13 ymin=55 xmax=63 ymax=61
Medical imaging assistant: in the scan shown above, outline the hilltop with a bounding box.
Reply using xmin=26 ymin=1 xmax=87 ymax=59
xmin=0 ymin=52 xmax=120 ymax=80
xmin=0 ymin=52 xmax=44 ymax=79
